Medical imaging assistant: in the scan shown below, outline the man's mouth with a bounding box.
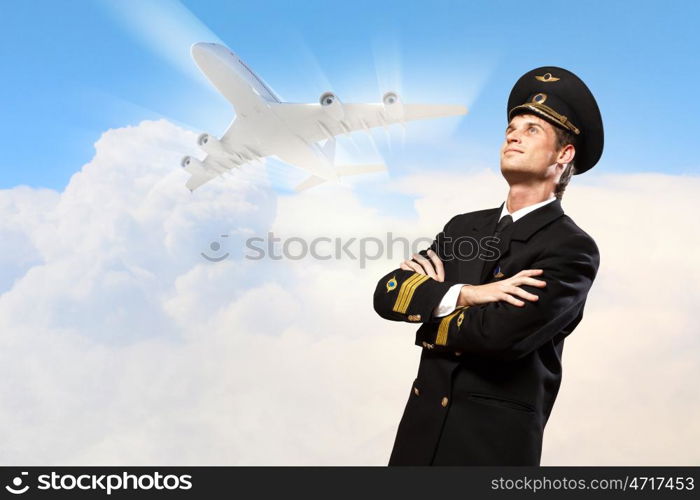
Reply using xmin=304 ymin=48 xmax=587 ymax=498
xmin=504 ymin=148 xmax=524 ymax=154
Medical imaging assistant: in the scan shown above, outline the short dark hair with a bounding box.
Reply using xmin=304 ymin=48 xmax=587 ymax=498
xmin=552 ymin=126 xmax=578 ymax=199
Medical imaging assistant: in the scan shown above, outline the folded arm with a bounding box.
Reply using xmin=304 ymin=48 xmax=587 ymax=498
xmin=427 ymin=233 xmax=600 ymax=361
xmin=373 ymin=217 xmax=460 ymax=323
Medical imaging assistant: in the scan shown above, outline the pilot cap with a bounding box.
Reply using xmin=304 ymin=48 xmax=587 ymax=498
xmin=507 ymin=66 xmax=604 ymax=174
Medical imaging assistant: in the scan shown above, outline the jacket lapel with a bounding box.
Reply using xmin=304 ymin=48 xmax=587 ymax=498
xmin=510 ymin=198 xmax=565 ymax=242
xmin=469 ymin=205 xmax=502 ymax=285
xmin=476 ymin=199 xmax=565 ymax=283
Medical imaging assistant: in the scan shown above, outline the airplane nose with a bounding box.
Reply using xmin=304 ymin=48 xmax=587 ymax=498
xmin=191 ymin=42 xmax=239 ymax=72
xmin=191 ymin=42 xmax=231 ymax=64
xmin=191 ymin=42 xmax=208 ymax=59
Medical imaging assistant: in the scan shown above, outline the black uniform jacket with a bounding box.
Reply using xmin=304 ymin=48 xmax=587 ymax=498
xmin=373 ymin=199 xmax=600 ymax=465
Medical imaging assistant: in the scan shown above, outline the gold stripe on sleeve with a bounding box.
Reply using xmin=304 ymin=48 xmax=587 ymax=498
xmin=399 ymin=275 xmax=429 ymax=314
xmin=435 ymin=307 xmax=468 ymax=346
xmin=391 ymin=273 xmax=422 ymax=313
xmin=392 ymin=274 xmax=429 ymax=314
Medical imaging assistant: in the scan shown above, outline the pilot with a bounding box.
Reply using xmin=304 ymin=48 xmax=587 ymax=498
xmin=373 ymin=66 xmax=603 ymax=465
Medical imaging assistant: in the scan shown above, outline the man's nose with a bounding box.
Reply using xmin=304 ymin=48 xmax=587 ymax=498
xmin=506 ymin=129 xmax=521 ymax=142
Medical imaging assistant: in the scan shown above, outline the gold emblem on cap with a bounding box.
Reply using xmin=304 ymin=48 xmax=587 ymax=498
xmin=531 ymin=93 xmax=547 ymax=104
xmin=535 ymin=72 xmax=560 ymax=82
xmin=386 ymin=276 xmax=397 ymax=293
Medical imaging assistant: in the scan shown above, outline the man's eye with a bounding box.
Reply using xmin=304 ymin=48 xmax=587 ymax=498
xmin=528 ymin=127 xmax=538 ymax=133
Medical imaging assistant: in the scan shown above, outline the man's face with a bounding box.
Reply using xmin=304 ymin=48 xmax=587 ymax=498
xmin=500 ymin=113 xmax=561 ymax=181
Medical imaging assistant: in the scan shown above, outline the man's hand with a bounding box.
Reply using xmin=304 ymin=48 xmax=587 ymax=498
xmin=457 ymin=269 xmax=546 ymax=308
xmin=399 ymin=249 xmax=445 ymax=282
xmin=399 ymin=252 xmax=546 ymax=307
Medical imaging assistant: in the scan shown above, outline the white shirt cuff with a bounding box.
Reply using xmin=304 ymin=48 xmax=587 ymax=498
xmin=432 ymin=284 xmax=464 ymax=318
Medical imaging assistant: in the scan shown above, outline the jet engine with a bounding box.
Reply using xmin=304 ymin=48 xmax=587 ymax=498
xmin=382 ymin=91 xmax=404 ymax=121
xmin=197 ymin=133 xmax=227 ymax=155
xmin=319 ymin=91 xmax=344 ymax=120
xmin=181 ymin=156 xmax=206 ymax=174
xmin=383 ymin=91 xmax=400 ymax=106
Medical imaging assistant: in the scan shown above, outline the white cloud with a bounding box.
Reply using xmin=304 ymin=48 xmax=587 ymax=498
xmin=0 ymin=119 xmax=697 ymax=465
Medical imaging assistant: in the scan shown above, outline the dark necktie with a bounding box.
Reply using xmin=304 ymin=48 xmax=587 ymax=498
xmin=480 ymin=214 xmax=513 ymax=282
xmin=494 ymin=214 xmax=513 ymax=238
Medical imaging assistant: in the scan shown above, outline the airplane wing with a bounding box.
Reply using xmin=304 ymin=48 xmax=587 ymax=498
xmin=183 ymin=120 xmax=264 ymax=191
xmin=270 ymin=102 xmax=467 ymax=145
xmin=183 ymin=155 xmax=228 ymax=191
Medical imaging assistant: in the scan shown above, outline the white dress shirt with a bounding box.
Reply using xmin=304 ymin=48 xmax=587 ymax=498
xmin=432 ymin=196 xmax=557 ymax=318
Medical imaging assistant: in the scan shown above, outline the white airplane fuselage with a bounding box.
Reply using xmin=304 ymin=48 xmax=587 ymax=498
xmin=183 ymin=42 xmax=467 ymax=191
xmin=191 ymin=43 xmax=338 ymax=179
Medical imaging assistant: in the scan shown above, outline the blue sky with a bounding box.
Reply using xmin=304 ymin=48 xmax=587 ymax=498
xmin=2 ymin=1 xmax=700 ymax=467
xmin=2 ymin=0 xmax=699 ymax=190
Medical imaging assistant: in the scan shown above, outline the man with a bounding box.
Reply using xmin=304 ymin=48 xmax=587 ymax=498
xmin=373 ymin=67 xmax=603 ymax=465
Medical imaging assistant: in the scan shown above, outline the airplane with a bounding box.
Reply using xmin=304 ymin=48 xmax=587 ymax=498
xmin=182 ymin=42 xmax=468 ymax=192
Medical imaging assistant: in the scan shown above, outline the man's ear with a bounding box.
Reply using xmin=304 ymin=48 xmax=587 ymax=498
xmin=557 ymin=144 xmax=575 ymax=164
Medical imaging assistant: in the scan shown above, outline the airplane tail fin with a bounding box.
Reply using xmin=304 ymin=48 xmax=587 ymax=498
xmin=336 ymin=163 xmax=386 ymax=177
xmin=294 ymin=175 xmax=328 ymax=192
xmin=294 ymin=163 xmax=386 ymax=192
